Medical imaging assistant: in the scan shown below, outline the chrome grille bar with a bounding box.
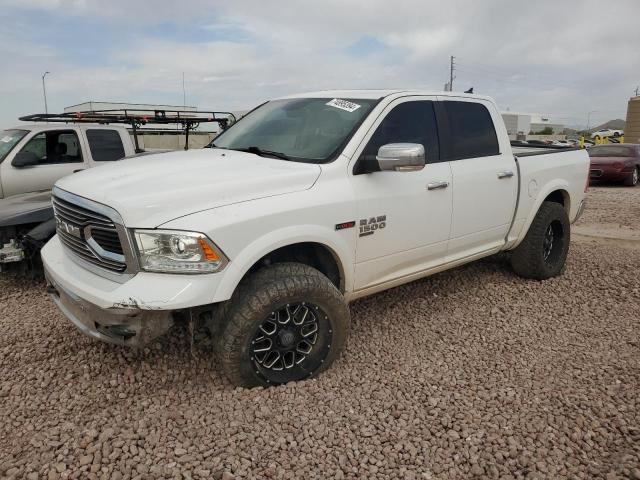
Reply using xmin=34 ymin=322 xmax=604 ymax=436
xmin=52 ymin=187 xmax=139 ymax=280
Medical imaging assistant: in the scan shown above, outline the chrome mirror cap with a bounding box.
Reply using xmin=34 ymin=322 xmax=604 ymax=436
xmin=376 ymin=143 xmax=426 ymax=172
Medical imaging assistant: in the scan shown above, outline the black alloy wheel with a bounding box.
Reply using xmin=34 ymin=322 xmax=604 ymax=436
xmin=250 ymin=302 xmax=332 ymax=384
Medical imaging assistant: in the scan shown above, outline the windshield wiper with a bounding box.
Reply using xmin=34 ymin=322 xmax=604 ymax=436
xmin=230 ymin=146 xmax=290 ymax=161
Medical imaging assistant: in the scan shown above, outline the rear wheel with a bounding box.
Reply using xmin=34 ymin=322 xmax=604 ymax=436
xmin=623 ymin=167 xmax=639 ymax=186
xmin=213 ymin=262 xmax=350 ymax=387
xmin=510 ymin=201 xmax=570 ymax=280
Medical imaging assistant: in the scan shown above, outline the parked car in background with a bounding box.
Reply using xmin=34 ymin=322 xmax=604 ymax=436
xmin=552 ymin=140 xmax=573 ymax=148
xmin=0 ymin=124 xmax=134 ymax=199
xmin=588 ymin=144 xmax=640 ymax=186
xmin=0 ymin=110 xmax=232 ymax=273
xmin=42 ymin=89 xmax=589 ymax=386
xmin=591 ymin=128 xmax=624 ymax=140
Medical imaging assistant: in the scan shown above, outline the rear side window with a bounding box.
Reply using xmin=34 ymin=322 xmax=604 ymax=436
xmin=441 ymin=101 xmax=499 ymax=160
xmin=86 ymin=129 xmax=126 ymax=162
xmin=356 ymin=100 xmax=440 ymax=173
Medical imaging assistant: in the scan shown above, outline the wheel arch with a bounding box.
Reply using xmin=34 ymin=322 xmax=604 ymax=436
xmin=509 ymin=181 xmax=572 ymax=250
xmin=211 ymin=227 xmax=353 ymax=303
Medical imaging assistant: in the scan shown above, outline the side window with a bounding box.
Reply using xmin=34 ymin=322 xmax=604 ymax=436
xmin=86 ymin=129 xmax=126 ymax=162
xmin=355 ymin=101 xmax=440 ymax=174
xmin=441 ymin=101 xmax=499 ymax=160
xmin=18 ymin=130 xmax=83 ymax=165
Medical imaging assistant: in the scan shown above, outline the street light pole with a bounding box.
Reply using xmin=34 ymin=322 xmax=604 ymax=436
xmin=42 ymin=71 xmax=50 ymax=115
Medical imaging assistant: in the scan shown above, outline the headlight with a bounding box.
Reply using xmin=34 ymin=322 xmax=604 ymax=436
xmin=133 ymin=230 xmax=228 ymax=274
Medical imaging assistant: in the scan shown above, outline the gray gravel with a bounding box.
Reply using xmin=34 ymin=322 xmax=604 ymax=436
xmin=1 ymin=188 xmax=640 ymax=480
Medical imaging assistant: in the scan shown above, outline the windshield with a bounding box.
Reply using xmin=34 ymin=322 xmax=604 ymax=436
xmin=211 ymin=98 xmax=377 ymax=163
xmin=588 ymin=146 xmax=635 ymax=157
xmin=0 ymin=129 xmax=28 ymax=163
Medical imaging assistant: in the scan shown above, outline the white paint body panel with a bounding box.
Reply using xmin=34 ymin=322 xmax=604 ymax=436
xmin=0 ymin=124 xmax=135 ymax=199
xmin=41 ymin=90 xmax=589 ymax=312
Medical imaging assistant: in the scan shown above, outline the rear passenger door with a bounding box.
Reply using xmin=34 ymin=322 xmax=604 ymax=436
xmin=437 ymin=98 xmax=518 ymax=261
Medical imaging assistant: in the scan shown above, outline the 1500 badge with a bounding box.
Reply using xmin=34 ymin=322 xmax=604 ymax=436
xmin=359 ymin=215 xmax=386 ymax=237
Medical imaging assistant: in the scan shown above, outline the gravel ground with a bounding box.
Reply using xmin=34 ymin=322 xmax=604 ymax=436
xmin=575 ymin=185 xmax=640 ymax=235
xmin=1 ymin=188 xmax=639 ymax=480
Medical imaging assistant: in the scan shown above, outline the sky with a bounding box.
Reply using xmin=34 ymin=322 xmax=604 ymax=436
xmin=1 ymin=0 xmax=639 ymax=130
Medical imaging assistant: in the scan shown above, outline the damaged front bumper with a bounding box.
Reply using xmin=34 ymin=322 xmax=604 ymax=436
xmin=45 ymin=273 xmax=173 ymax=346
xmin=41 ymin=236 xmax=224 ymax=346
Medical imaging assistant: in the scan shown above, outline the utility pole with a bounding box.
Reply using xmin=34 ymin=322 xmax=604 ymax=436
xmin=42 ymin=71 xmax=50 ymax=114
xmin=449 ymin=56 xmax=455 ymax=92
xmin=182 ymin=72 xmax=186 ymax=109
xmin=635 ymin=86 xmax=639 ymax=97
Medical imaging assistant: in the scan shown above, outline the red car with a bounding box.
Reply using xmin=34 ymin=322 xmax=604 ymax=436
xmin=588 ymin=144 xmax=640 ymax=186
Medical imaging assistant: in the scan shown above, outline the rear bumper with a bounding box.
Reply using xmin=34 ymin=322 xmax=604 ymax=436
xmin=573 ymin=199 xmax=586 ymax=224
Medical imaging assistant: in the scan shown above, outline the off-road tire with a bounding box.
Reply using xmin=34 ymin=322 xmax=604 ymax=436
xmin=623 ymin=167 xmax=639 ymax=186
xmin=213 ymin=262 xmax=350 ymax=387
xmin=510 ymin=201 xmax=570 ymax=280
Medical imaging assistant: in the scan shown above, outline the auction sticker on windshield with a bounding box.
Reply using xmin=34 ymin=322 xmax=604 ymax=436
xmin=326 ymin=98 xmax=361 ymax=113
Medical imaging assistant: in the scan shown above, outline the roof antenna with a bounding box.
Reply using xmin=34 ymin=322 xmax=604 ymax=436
xmin=464 ymin=87 xmax=474 ymax=94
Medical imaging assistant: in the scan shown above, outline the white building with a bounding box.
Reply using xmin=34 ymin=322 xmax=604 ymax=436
xmin=501 ymin=111 xmax=564 ymax=138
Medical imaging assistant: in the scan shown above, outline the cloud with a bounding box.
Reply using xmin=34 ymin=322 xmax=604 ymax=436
xmin=0 ymin=0 xmax=638 ymax=129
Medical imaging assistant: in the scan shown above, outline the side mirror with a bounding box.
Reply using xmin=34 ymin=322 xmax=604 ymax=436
xmin=12 ymin=151 xmax=40 ymax=168
xmin=376 ymin=143 xmax=425 ymax=172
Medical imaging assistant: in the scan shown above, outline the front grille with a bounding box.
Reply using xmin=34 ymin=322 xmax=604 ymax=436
xmin=53 ymin=195 xmax=127 ymax=273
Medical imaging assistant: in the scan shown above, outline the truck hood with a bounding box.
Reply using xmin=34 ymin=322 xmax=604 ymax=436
xmin=0 ymin=190 xmax=53 ymax=227
xmin=55 ymin=149 xmax=321 ymax=227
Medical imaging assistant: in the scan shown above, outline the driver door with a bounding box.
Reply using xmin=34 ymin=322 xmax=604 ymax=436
xmin=1 ymin=129 xmax=86 ymax=197
xmin=349 ymin=98 xmax=452 ymax=291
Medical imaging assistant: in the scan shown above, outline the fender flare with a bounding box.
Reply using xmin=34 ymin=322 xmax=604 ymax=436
xmin=510 ymin=179 xmax=571 ymax=250
xmin=210 ymin=225 xmax=354 ymax=303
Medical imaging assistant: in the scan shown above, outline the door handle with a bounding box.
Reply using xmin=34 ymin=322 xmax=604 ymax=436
xmin=73 ymin=169 xmax=84 ymax=173
xmin=427 ymin=181 xmax=449 ymax=190
xmin=497 ymin=171 xmax=514 ymax=179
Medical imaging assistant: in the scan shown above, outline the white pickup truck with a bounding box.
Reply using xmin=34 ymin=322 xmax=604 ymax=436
xmin=42 ymin=90 xmax=589 ymax=387
xmin=0 ymin=124 xmax=134 ymax=198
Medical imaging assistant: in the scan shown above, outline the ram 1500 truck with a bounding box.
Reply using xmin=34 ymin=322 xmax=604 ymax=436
xmin=42 ymin=90 xmax=589 ymax=387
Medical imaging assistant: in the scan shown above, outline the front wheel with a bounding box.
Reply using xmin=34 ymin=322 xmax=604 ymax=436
xmin=510 ymin=201 xmax=570 ymax=280
xmin=213 ymin=262 xmax=350 ymax=387
xmin=623 ymin=167 xmax=639 ymax=186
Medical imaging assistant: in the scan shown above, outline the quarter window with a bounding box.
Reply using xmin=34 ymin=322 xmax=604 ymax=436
xmin=86 ymin=129 xmax=126 ymax=162
xmin=356 ymin=100 xmax=440 ymax=174
xmin=441 ymin=101 xmax=499 ymax=160
xmin=18 ymin=130 xmax=83 ymax=164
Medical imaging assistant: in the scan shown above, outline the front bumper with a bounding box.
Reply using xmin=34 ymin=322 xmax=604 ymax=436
xmin=590 ymin=166 xmax=632 ymax=182
xmin=42 ymin=235 xmax=225 ymax=346
xmin=46 ymin=273 xmax=173 ymax=347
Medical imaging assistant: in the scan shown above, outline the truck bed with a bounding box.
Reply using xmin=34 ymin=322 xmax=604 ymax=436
xmin=505 ymin=147 xmax=590 ymax=249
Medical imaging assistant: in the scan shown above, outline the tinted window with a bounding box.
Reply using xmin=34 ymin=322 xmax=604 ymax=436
xmin=18 ymin=130 xmax=83 ymax=164
xmin=356 ymin=101 xmax=439 ymax=173
xmin=441 ymin=101 xmax=499 ymax=160
xmin=86 ymin=129 xmax=126 ymax=161
xmin=588 ymin=145 xmax=635 ymax=157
